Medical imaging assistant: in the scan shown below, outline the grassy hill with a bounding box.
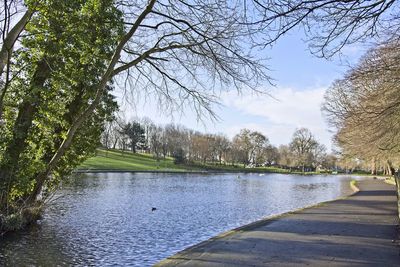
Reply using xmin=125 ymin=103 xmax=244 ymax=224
xmin=79 ymin=149 xmax=195 ymax=172
xmin=79 ymin=150 xmax=388 ymax=176
xmin=79 ymin=149 xmax=294 ymax=173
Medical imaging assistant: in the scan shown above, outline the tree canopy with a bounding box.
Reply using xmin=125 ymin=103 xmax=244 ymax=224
xmin=323 ymin=39 xmax=400 ymax=173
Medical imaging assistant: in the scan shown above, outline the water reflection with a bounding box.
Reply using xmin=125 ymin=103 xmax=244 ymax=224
xmin=0 ymin=173 xmax=361 ymax=266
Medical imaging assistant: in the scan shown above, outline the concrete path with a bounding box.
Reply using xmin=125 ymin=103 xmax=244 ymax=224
xmin=156 ymin=180 xmax=399 ymax=266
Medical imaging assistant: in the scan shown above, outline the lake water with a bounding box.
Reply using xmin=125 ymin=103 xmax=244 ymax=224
xmin=0 ymin=172 xmax=360 ymax=266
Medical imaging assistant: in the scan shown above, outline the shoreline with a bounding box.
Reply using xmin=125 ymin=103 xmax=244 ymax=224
xmin=73 ymin=168 xmax=389 ymax=178
xmin=155 ymin=179 xmax=399 ymax=266
xmin=73 ymin=169 xmax=318 ymax=175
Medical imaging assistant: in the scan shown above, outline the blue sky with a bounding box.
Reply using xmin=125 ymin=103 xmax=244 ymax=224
xmin=117 ymin=29 xmax=367 ymax=152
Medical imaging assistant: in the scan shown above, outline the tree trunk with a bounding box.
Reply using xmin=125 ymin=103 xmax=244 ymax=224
xmin=0 ymin=10 xmax=34 ymax=120
xmin=132 ymin=142 xmax=136 ymax=153
xmin=370 ymin=158 xmax=376 ymax=175
xmin=0 ymin=59 xmax=50 ymax=208
xmin=395 ymin=172 xmax=400 ymax=220
xmin=112 ymin=138 xmax=118 ymax=149
xmin=386 ymin=160 xmax=394 ymax=176
xmin=0 ymin=101 xmax=37 ymax=201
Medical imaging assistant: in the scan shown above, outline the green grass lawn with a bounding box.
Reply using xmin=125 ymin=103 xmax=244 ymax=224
xmin=79 ymin=149 xmax=196 ymax=172
xmin=79 ymin=149 xmax=318 ymax=174
xmin=79 ymin=151 xmax=392 ymax=175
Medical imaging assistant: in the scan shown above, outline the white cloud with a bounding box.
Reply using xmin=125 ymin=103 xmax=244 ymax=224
xmin=221 ymin=87 xmax=333 ymax=150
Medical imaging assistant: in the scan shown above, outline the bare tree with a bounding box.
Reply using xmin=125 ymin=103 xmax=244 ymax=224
xmin=277 ymin=145 xmax=294 ymax=168
xmin=250 ymin=0 xmax=400 ymax=57
xmin=232 ymin=129 xmax=253 ymax=166
xmin=213 ymin=134 xmax=231 ymax=164
xmin=249 ymin=131 xmax=269 ymax=166
xmin=191 ymin=134 xmax=208 ymax=163
xmin=149 ymin=125 xmax=164 ymax=160
xmin=322 ymin=40 xmax=400 ymax=215
xmin=140 ymin=117 xmax=154 ymax=153
xmin=289 ymin=128 xmax=320 ymax=172
xmin=262 ymin=145 xmax=280 ymax=166
xmin=323 ymin=40 xmax=400 ymax=163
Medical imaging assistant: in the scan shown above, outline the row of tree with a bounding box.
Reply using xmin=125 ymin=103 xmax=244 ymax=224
xmin=323 ymin=40 xmax=400 ymax=176
xmin=101 ymin=117 xmax=335 ymax=171
xmin=322 ymin=38 xmax=400 ymax=215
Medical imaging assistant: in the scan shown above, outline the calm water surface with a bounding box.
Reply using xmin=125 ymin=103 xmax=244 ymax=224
xmin=0 ymin=173 xmax=361 ymax=266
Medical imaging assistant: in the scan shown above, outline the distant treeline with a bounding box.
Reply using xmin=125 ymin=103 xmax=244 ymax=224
xmin=100 ymin=117 xmax=387 ymax=174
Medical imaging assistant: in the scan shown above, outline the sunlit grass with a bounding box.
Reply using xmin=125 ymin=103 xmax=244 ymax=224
xmin=79 ymin=149 xmax=194 ymax=171
xmin=80 ymin=149 xmax=345 ymax=175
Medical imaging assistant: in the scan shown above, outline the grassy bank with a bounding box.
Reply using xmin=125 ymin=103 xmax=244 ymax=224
xmin=79 ymin=149 xmax=394 ymax=176
xmin=79 ymin=149 xmax=195 ymax=172
xmin=79 ymin=149 xmax=325 ymax=174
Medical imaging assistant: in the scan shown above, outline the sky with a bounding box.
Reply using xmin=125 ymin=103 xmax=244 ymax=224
xmin=116 ymin=30 xmax=367 ymax=152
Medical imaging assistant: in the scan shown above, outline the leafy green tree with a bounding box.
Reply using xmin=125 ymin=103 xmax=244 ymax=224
xmin=173 ymin=148 xmax=186 ymax=164
xmin=122 ymin=122 xmax=145 ymax=153
xmin=0 ymin=0 xmax=123 ymax=231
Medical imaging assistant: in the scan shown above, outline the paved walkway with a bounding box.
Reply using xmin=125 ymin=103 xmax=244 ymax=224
xmin=156 ymin=180 xmax=399 ymax=266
